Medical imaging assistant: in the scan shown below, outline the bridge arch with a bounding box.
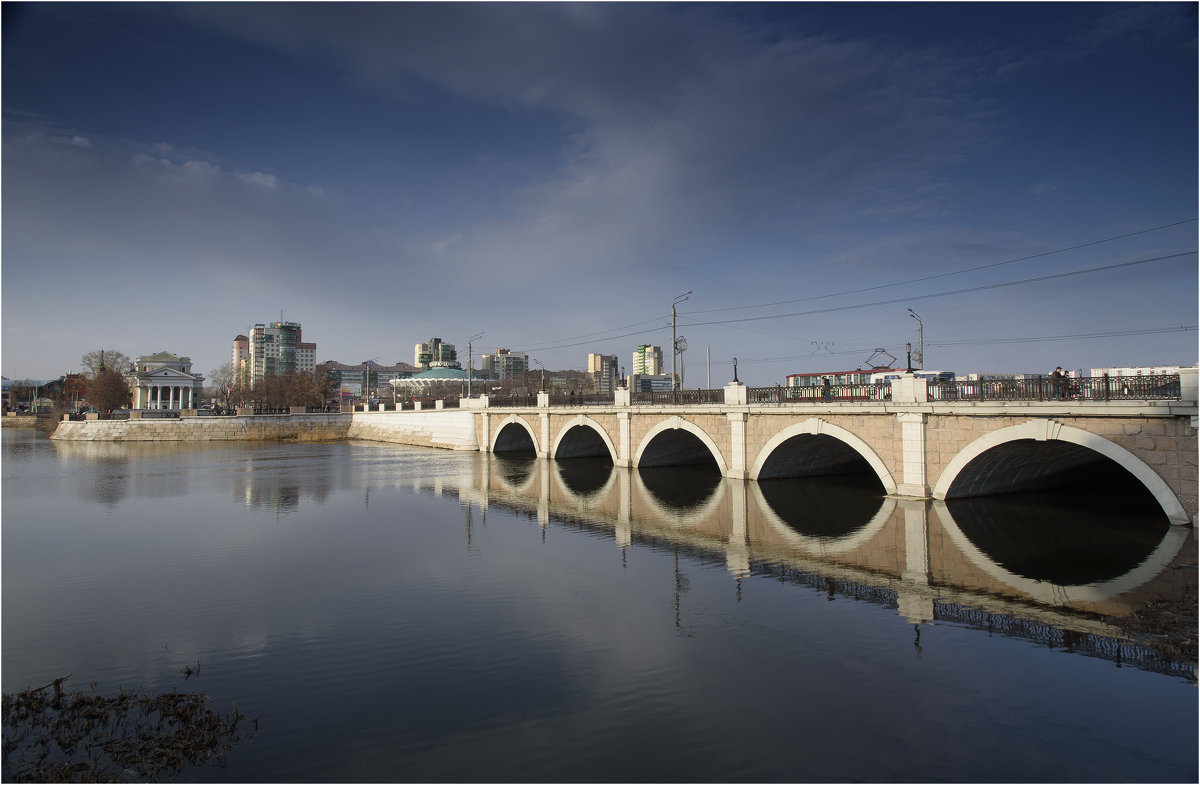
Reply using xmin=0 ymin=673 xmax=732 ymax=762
xmin=491 ymin=414 xmax=540 ymax=455
xmin=633 ymin=416 xmax=729 ymax=475
xmin=749 ymin=418 xmax=898 ymax=494
xmin=932 ymin=419 xmax=1189 ymax=525
xmin=551 ymin=414 xmax=617 ymax=462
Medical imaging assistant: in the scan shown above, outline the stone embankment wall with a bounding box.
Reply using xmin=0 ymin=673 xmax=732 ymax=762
xmin=51 ymin=414 xmax=352 ymax=442
xmin=3 ymin=414 xmax=51 ymax=429
xmin=49 ymin=410 xmax=480 ymax=449
xmin=348 ymin=410 xmax=479 ymax=450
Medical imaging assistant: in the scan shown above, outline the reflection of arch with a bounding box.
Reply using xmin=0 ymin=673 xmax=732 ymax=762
xmin=551 ymin=415 xmax=617 ymax=462
xmin=932 ymin=420 xmax=1189 ymax=525
xmin=932 ymin=501 xmax=1190 ymax=604
xmin=491 ymin=414 xmax=540 ymax=454
xmin=751 ymin=483 xmax=897 ymax=555
xmin=632 ymin=471 xmax=728 ymax=528
xmin=749 ymin=418 xmax=897 ymax=493
xmin=492 ymin=456 xmax=539 ymax=495
xmin=552 ymin=460 xmax=618 ymax=507
xmin=633 ymin=416 xmax=728 ymax=474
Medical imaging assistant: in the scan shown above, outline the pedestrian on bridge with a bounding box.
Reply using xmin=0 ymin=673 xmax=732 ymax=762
xmin=1051 ymin=367 xmax=1066 ymax=399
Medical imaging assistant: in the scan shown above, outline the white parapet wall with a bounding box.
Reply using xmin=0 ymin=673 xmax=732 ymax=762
xmin=347 ymin=410 xmax=480 ymax=451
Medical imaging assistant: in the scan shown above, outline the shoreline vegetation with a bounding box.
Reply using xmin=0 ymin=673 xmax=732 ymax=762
xmin=2 ymin=677 xmax=254 ymax=783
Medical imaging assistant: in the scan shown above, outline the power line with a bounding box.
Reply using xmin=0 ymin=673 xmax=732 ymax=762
xmin=675 ymin=251 xmax=1195 ymax=330
xmin=728 ymin=325 xmax=1197 ymax=366
xmin=683 ymin=218 xmax=1197 ymax=316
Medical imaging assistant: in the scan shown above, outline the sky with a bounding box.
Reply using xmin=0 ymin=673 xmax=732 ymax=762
xmin=2 ymin=2 xmax=1197 ymax=386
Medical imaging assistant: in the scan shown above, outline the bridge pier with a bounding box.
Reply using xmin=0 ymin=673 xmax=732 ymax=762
xmin=725 ymin=412 xmax=748 ymax=480
xmin=894 ymin=412 xmax=931 ymax=498
xmin=616 ymin=412 xmax=632 ymax=468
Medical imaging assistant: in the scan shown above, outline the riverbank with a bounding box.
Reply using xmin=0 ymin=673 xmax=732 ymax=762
xmin=49 ymin=410 xmax=481 ymax=450
xmin=51 ymin=413 xmax=352 ymax=442
xmin=3 ymin=413 xmax=60 ymax=433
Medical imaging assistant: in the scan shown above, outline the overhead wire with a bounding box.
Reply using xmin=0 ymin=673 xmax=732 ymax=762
xmin=683 ymin=218 xmax=1198 ymax=316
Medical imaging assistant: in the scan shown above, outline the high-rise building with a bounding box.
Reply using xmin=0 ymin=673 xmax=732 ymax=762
xmin=232 ymin=334 xmax=250 ymax=386
xmin=588 ymin=353 xmax=619 ymax=394
xmin=414 ymin=338 xmax=459 ymax=369
xmin=241 ymin=321 xmax=316 ymax=388
xmin=633 ymin=345 xmax=663 ymax=375
xmin=481 ymin=348 xmax=527 ymax=380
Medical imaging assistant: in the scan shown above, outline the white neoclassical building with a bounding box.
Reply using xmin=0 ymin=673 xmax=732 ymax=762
xmin=129 ymin=351 xmax=205 ymax=410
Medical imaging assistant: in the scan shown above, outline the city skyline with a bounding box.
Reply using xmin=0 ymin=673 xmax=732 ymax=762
xmin=3 ymin=3 xmax=1196 ymax=384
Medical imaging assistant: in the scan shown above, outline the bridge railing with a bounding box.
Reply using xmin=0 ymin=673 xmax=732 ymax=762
xmin=630 ymin=388 xmax=725 ymax=405
xmin=747 ymin=384 xmax=891 ymax=404
xmin=547 ymin=392 xmax=610 ymax=406
xmin=933 ymin=374 xmax=1182 ymax=402
xmin=490 ymin=394 xmax=539 ymax=407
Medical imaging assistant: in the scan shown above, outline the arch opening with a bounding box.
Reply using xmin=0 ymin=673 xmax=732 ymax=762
xmin=638 ymin=429 xmax=720 ymax=469
xmin=493 ymin=422 xmax=536 ymax=455
xmin=943 ymin=438 xmax=1173 ymax=583
xmin=757 ymin=433 xmax=885 ymax=485
xmin=555 ymin=425 xmax=612 ymax=461
xmin=945 ymin=439 xmax=1167 ymax=507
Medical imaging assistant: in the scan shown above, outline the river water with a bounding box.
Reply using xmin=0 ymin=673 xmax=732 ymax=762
xmin=2 ymin=428 xmax=1196 ymax=782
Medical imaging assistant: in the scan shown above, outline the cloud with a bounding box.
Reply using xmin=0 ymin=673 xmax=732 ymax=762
xmin=176 ymin=4 xmax=988 ymax=266
xmin=238 ymin=171 xmax=279 ymax=189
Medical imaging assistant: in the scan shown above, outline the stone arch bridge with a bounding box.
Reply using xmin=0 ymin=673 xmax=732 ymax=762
xmin=459 ymin=373 xmax=1198 ymax=525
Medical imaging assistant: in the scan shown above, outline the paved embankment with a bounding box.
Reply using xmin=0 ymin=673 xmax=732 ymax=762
xmin=49 ymin=410 xmax=480 ymax=450
xmin=51 ymin=414 xmax=352 ymax=442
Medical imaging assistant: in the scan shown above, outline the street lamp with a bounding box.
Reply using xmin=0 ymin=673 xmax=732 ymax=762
xmin=671 ymin=290 xmax=691 ymax=391
xmin=534 ymin=358 xmax=545 ymax=392
xmin=466 ymin=331 xmax=484 ymax=398
xmin=908 ymin=309 xmax=923 ymax=370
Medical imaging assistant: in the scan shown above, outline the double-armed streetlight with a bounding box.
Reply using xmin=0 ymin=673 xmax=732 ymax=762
xmin=907 ymin=309 xmax=923 ymax=370
xmin=671 ymin=290 xmax=691 ymax=391
xmin=533 ymin=358 xmax=545 ymax=392
xmin=466 ymin=332 xmax=484 ymax=398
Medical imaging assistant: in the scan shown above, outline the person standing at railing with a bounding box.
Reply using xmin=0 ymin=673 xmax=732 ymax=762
xmin=822 ymin=377 xmax=832 ymax=402
xmin=1050 ymin=367 xmax=1066 ymax=400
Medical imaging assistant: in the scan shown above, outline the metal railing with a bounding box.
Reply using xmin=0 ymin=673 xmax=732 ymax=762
xmin=547 ymin=392 xmax=610 ymax=406
xmin=748 ymin=384 xmax=891 ymax=404
xmin=630 ymin=388 xmax=726 ymax=405
xmin=490 ymin=394 xmax=539 ymax=407
xmin=932 ymin=374 xmax=1182 ymax=402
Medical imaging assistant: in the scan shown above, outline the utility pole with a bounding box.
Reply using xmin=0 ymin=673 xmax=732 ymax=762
xmin=467 ymin=332 xmax=484 ymax=398
xmin=671 ymin=290 xmax=691 ymax=391
xmin=908 ymin=309 xmax=924 ymax=370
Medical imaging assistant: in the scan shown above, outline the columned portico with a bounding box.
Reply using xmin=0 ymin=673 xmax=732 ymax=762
xmin=129 ymin=351 xmax=204 ymax=411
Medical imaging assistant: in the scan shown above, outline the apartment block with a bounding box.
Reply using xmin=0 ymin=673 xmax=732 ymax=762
xmin=633 ymin=345 xmax=663 ymax=376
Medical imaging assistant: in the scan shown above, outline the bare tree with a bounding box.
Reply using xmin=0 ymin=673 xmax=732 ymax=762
xmin=80 ymin=349 xmax=133 ymax=378
xmin=207 ymin=363 xmax=237 ymax=409
xmin=87 ymin=368 xmax=132 ymax=413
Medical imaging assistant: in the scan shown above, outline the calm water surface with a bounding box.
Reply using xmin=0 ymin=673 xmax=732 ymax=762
xmin=2 ymin=429 xmax=1195 ymax=782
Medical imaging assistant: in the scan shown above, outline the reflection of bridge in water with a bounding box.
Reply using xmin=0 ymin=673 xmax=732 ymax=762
xmin=424 ymin=452 xmax=1194 ymax=679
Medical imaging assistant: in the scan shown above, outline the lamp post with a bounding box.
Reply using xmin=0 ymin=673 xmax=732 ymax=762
xmin=907 ymin=309 xmax=923 ymax=370
xmin=671 ymin=290 xmax=691 ymax=391
xmin=466 ymin=332 xmax=484 ymax=398
xmin=534 ymin=358 xmax=545 ymax=392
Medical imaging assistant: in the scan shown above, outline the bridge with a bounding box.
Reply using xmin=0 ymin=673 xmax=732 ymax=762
xmin=350 ymin=369 xmax=1198 ymax=525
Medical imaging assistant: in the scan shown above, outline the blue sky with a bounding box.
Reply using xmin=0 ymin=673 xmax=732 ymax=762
xmin=3 ymin=2 xmax=1196 ymax=385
